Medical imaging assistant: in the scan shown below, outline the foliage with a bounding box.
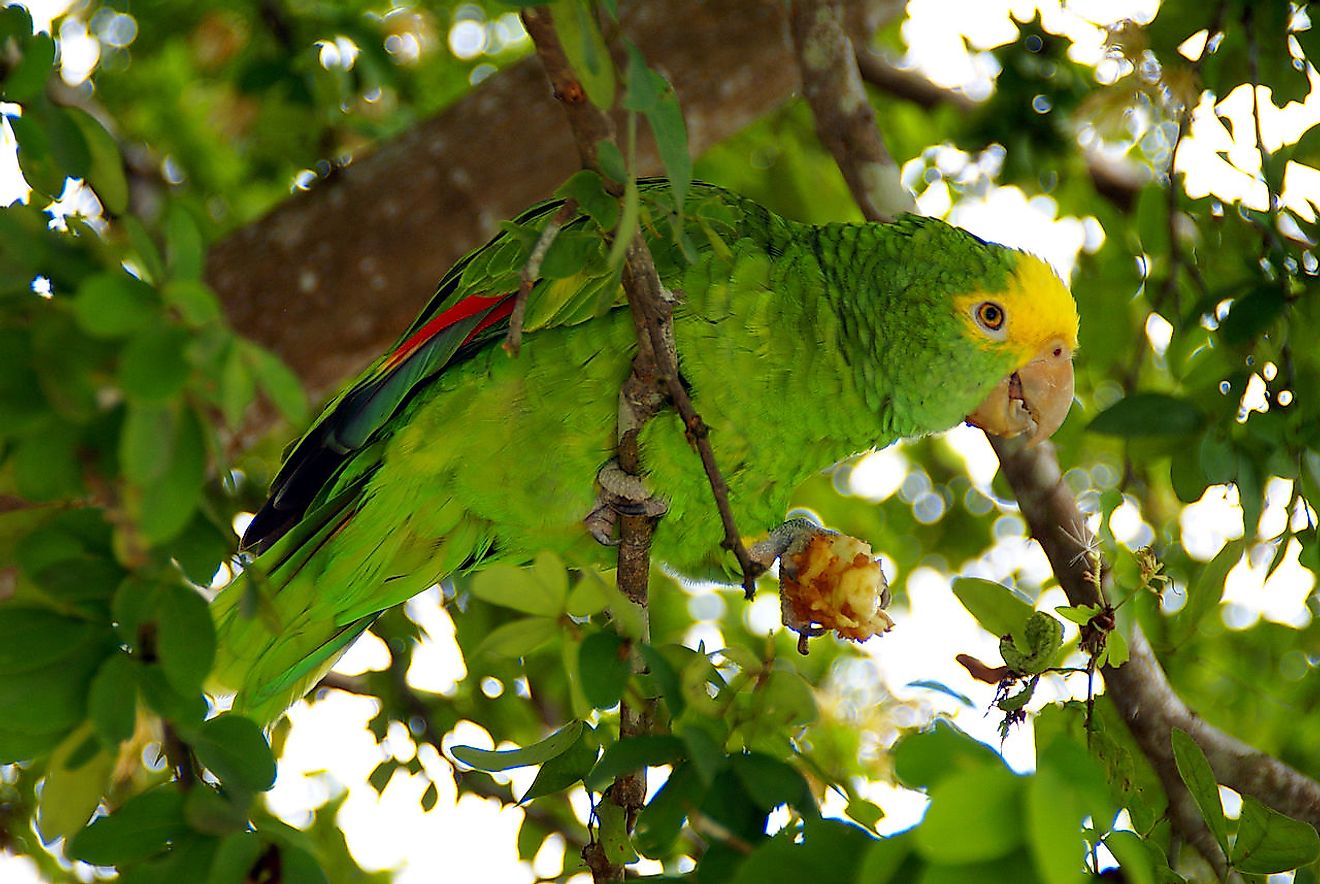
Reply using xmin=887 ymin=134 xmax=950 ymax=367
xmin=1 ymin=0 xmax=1319 ymax=882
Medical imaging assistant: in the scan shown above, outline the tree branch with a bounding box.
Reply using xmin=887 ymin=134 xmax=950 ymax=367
xmin=520 ymin=9 xmax=657 ymax=880
xmin=791 ymin=0 xmax=915 ymax=222
xmin=207 ymin=0 xmax=902 ymax=416
xmin=793 ymin=4 xmax=1320 ymax=872
xmin=990 ymin=435 xmax=1320 ymax=861
xmin=851 ymin=46 xmax=1148 ymax=213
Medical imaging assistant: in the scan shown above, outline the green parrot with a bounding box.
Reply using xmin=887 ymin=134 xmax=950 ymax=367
xmin=211 ymin=180 xmax=1079 ymax=723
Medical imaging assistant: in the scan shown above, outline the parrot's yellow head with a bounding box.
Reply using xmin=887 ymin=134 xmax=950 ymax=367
xmin=958 ymin=253 xmax=1079 ymax=445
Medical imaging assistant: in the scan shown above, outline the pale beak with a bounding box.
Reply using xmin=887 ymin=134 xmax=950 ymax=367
xmin=966 ymin=339 xmax=1075 ymax=445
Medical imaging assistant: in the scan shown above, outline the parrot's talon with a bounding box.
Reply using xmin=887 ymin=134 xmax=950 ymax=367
xmin=584 ymin=504 xmax=620 ymax=547
xmin=586 ymin=461 xmax=669 ymax=545
xmin=595 ymin=460 xmax=668 ymax=517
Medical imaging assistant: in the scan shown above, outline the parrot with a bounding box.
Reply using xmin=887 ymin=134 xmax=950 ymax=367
xmin=210 ymin=179 xmax=1079 ymax=723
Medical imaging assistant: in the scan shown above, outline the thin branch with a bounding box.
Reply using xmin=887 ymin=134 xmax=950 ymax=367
xmin=521 ymin=9 xmax=658 ymax=879
xmin=506 ymin=198 xmax=579 ymax=356
xmin=990 ymin=434 xmax=1320 ymax=870
xmin=791 ymin=0 xmax=915 ymax=222
xmin=851 ymin=43 xmax=1150 ymax=214
xmin=160 ymin=723 xmax=198 ymax=791
xmin=852 ymin=49 xmax=977 ymax=114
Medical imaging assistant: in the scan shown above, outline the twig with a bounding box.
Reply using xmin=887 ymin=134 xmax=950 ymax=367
xmin=160 ymin=722 xmax=198 ymax=791
xmin=683 ymin=805 xmax=756 ymax=856
xmin=1244 ymin=3 xmax=1286 ymax=260
xmin=852 ymin=49 xmax=977 ymax=113
xmin=506 ymin=198 xmax=579 ymax=355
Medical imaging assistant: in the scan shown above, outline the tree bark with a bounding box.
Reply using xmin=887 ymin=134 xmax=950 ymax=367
xmin=207 ymin=0 xmax=900 ymax=403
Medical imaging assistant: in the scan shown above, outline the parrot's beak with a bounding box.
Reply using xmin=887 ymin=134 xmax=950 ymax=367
xmin=966 ymin=339 xmax=1074 ymax=445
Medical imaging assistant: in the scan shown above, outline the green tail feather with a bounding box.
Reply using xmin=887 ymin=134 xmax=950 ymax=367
xmin=209 ymin=481 xmax=372 ymax=725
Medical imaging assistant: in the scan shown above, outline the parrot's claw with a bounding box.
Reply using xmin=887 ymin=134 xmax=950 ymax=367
xmin=748 ymin=518 xmax=828 ymax=570
xmin=585 ymin=460 xmax=669 ymax=546
xmin=584 ymin=504 xmax=620 ymax=547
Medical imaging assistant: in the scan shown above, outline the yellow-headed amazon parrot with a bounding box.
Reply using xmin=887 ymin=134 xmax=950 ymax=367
xmin=211 ymin=180 xmax=1078 ymax=722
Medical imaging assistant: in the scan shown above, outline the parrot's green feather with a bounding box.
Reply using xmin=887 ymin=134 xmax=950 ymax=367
xmin=212 ymin=181 xmax=1076 ymax=722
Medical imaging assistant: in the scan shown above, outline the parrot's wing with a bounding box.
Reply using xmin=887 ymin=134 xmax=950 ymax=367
xmin=241 ymin=197 xmax=624 ymax=554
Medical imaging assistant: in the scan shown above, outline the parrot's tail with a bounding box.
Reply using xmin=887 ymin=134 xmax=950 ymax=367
xmin=209 ymin=482 xmax=375 ymax=727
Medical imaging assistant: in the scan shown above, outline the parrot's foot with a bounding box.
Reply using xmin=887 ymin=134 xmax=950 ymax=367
xmin=585 ymin=460 xmax=669 ymax=546
xmin=754 ymin=519 xmax=894 ymax=654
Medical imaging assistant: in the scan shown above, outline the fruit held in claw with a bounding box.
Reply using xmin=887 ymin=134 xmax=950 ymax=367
xmin=780 ymin=532 xmax=893 ymax=643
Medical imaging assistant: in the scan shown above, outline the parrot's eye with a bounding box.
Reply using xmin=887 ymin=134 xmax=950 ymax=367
xmin=975 ymin=301 xmax=1005 ymax=332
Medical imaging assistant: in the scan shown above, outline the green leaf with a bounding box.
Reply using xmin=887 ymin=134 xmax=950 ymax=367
xmin=556 ymin=170 xmax=619 ymax=231
xmin=1172 ymin=540 xmax=1243 ymax=644
xmin=906 ymin=679 xmax=974 ymax=707
xmin=13 ymin=421 xmax=83 ymax=502
xmin=1232 ymin=794 xmax=1320 ymax=874
xmin=596 ymin=139 xmax=628 ymax=184
xmin=3 ymin=33 xmax=54 ymax=102
xmin=731 ymin=753 xmax=816 ymax=817
xmin=1220 ymin=285 xmax=1286 ymax=347
xmin=473 ymin=616 xmax=560 ymax=658
xmin=0 ymin=605 xmax=100 ymax=674
xmin=1170 ymin=728 xmax=1229 ymax=855
xmin=243 ymin=343 xmax=309 ymax=426
xmin=579 ymin=631 xmax=630 ymax=709
xmin=68 ymin=785 xmax=187 ymax=866
xmin=68 ymin=108 xmax=128 ymax=215
xmin=73 ymin=272 xmax=159 ymax=339
xmin=157 ymin=584 xmax=216 ymax=694
xmin=135 ymin=407 xmax=208 ymax=545
xmin=520 ymin=725 xmax=600 ymax=802
xmin=1026 ymin=763 xmax=1086 ymax=884
xmin=165 ymin=205 xmax=205 ymax=282
xmin=893 ymin=721 xmax=1003 ymax=791
xmin=567 ymin=570 xmax=613 ymax=617
xmin=451 ymin=721 xmax=584 ymax=773
xmin=952 ymin=577 xmax=1034 ymax=638
xmin=36 ymin=724 xmax=114 ymax=842
xmin=679 ymin=724 xmax=724 ymax=786
xmin=636 ymin=761 xmax=703 ymax=858
xmin=625 ymin=44 xmax=690 ymax=212
xmin=119 ymin=325 xmax=192 ymax=403
xmin=194 ymin=713 xmax=277 ymax=791
xmin=549 ymin=0 xmax=615 ymax=109
xmin=913 ymin=763 xmax=1024 ymax=863
xmin=1000 ymin=611 xmax=1064 ymax=675
xmin=207 ymin=832 xmax=267 ymax=884
xmin=470 ymin=552 xmax=569 ymax=617
xmin=845 ymin=798 xmax=884 ymax=832
xmin=1088 ymin=393 xmax=1204 ymax=437
xmin=757 ymin=670 xmax=818 ymax=727
xmin=1054 ymin=604 xmax=1100 ymax=626
xmin=732 ymin=818 xmax=874 ymax=884
xmin=138 ymin=663 xmax=207 ymax=727
xmin=586 ymin=735 xmax=685 ymax=791
xmin=163 ymin=280 xmax=222 ymax=327
xmin=639 ymin=643 xmax=685 ymax=718
xmin=1101 ymin=627 xmax=1129 ymax=667
xmin=184 ymin=785 xmax=251 ymax=835
xmin=88 ymin=653 xmax=139 ymax=747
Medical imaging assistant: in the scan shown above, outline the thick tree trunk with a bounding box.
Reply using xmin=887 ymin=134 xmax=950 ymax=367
xmin=207 ymin=0 xmax=899 ymax=400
